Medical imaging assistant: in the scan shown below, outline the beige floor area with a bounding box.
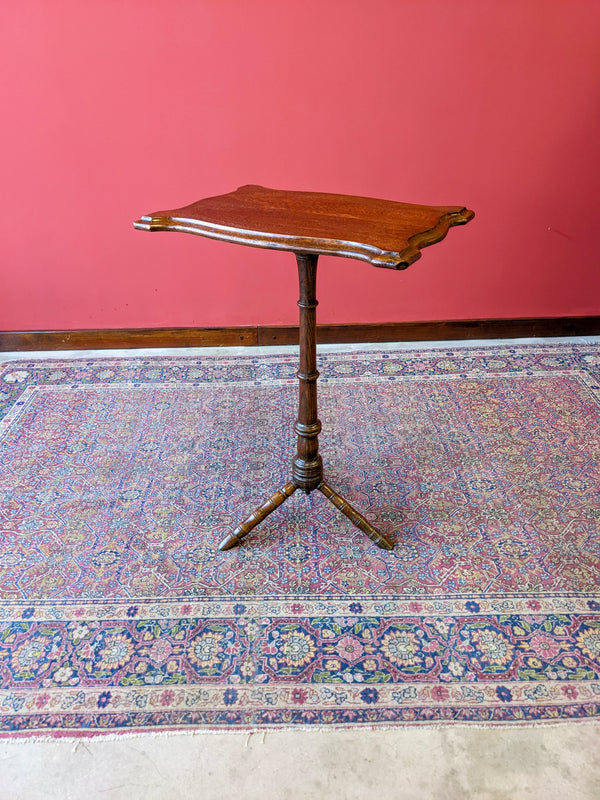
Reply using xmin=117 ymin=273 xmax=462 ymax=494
xmin=1 ymin=337 xmax=600 ymax=800
xmin=0 ymin=723 xmax=599 ymax=800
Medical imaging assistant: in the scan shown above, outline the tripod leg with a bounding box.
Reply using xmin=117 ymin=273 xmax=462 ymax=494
xmin=318 ymin=480 xmax=394 ymax=550
xmin=218 ymin=482 xmax=298 ymax=551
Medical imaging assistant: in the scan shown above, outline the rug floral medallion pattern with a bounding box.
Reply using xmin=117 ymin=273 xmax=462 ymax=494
xmin=0 ymin=344 xmax=599 ymax=736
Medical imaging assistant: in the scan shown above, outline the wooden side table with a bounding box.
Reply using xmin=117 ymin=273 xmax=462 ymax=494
xmin=134 ymin=185 xmax=474 ymax=551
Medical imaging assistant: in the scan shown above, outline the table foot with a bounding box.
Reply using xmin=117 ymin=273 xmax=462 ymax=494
xmin=318 ymin=480 xmax=394 ymax=550
xmin=218 ymin=482 xmax=298 ymax=551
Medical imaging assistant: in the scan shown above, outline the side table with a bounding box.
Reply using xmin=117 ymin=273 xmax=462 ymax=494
xmin=134 ymin=185 xmax=474 ymax=551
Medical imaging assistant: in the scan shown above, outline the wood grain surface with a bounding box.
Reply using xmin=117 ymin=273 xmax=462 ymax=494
xmin=134 ymin=185 xmax=474 ymax=269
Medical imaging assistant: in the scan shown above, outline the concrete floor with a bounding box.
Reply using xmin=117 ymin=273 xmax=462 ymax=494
xmin=0 ymin=724 xmax=599 ymax=800
xmin=2 ymin=337 xmax=600 ymax=799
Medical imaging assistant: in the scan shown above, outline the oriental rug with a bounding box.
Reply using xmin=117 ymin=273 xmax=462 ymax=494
xmin=0 ymin=343 xmax=599 ymax=737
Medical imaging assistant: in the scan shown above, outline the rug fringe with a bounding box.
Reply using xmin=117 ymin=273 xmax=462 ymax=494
xmin=2 ymin=717 xmax=600 ymax=745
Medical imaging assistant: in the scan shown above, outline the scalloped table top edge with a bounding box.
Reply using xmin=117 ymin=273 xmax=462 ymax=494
xmin=134 ymin=184 xmax=475 ymax=269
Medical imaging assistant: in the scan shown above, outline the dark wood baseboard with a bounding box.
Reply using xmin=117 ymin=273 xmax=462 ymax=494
xmin=0 ymin=327 xmax=258 ymax=351
xmin=259 ymin=316 xmax=600 ymax=346
xmin=1 ymin=317 xmax=599 ymax=352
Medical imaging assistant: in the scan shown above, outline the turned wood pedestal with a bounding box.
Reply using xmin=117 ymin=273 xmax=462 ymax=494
xmin=134 ymin=185 xmax=474 ymax=551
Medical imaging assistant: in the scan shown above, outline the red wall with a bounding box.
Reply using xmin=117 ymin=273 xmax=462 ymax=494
xmin=2 ymin=1 xmax=599 ymax=331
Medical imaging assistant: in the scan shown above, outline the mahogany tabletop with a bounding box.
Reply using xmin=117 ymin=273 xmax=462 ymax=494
xmin=134 ymin=184 xmax=474 ymax=270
